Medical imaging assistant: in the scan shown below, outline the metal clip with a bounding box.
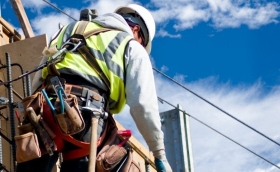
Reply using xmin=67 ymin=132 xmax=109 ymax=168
xmin=61 ymin=40 xmax=82 ymax=52
xmin=50 ymin=76 xmax=67 ymax=99
xmin=50 ymin=76 xmax=69 ymax=114
xmin=48 ymin=39 xmax=82 ymax=64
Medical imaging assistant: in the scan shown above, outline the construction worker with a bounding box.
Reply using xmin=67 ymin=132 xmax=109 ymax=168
xmin=18 ymin=3 xmax=172 ymax=172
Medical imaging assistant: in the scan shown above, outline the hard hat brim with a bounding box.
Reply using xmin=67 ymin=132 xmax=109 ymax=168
xmin=115 ymin=5 xmax=152 ymax=54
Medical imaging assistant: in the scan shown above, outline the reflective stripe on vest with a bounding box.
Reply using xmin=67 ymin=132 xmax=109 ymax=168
xmin=42 ymin=21 xmax=133 ymax=113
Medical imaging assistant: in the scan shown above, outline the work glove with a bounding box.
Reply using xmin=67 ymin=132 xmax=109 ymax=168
xmin=153 ymin=149 xmax=172 ymax=172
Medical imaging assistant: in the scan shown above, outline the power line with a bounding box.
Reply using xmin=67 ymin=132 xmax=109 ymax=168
xmin=42 ymin=0 xmax=77 ymax=21
xmin=158 ymin=96 xmax=280 ymax=170
xmin=153 ymin=67 xmax=280 ymax=147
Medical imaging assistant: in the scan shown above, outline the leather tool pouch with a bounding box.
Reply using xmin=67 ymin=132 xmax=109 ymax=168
xmin=15 ymin=131 xmax=41 ymax=163
xmin=15 ymin=92 xmax=56 ymax=163
xmin=21 ymin=92 xmax=44 ymax=115
xmin=54 ymin=94 xmax=85 ymax=135
xmin=96 ymin=115 xmax=141 ymax=172
xmin=15 ymin=122 xmax=41 ymax=163
xmin=96 ymin=129 xmax=127 ymax=171
xmin=14 ymin=130 xmax=41 ymax=163
xmin=118 ymin=150 xmax=141 ymax=172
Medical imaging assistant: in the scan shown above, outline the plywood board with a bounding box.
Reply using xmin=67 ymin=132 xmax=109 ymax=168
xmin=0 ymin=34 xmax=47 ymax=96
xmin=0 ymin=34 xmax=47 ymax=172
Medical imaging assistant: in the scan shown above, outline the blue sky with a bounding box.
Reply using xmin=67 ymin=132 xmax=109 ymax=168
xmin=1 ymin=0 xmax=280 ymax=171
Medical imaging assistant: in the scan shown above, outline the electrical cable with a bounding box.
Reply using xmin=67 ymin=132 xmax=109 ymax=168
xmin=153 ymin=67 xmax=280 ymax=147
xmin=42 ymin=0 xmax=77 ymax=21
xmin=158 ymin=96 xmax=280 ymax=170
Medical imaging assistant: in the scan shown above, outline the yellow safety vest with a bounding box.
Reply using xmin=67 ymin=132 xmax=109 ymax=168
xmin=42 ymin=21 xmax=133 ymax=114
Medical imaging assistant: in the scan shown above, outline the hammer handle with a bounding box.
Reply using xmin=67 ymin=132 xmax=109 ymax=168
xmin=88 ymin=117 xmax=99 ymax=172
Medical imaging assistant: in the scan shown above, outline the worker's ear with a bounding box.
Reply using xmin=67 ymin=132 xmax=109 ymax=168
xmin=131 ymin=25 xmax=141 ymax=34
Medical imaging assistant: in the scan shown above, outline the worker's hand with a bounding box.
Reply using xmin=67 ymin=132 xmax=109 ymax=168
xmin=153 ymin=149 xmax=172 ymax=172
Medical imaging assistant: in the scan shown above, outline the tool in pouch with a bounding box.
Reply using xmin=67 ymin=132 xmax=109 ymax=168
xmin=43 ymin=76 xmax=85 ymax=135
xmin=26 ymin=107 xmax=55 ymax=156
xmin=97 ymin=129 xmax=132 ymax=172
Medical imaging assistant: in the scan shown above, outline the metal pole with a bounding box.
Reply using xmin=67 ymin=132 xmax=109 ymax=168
xmin=5 ymin=53 xmax=16 ymax=170
xmin=26 ymin=74 xmax=31 ymax=96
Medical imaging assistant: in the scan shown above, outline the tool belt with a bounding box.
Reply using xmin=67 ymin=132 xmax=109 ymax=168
xmin=14 ymin=82 xmax=141 ymax=171
xmin=43 ymin=81 xmax=108 ymax=160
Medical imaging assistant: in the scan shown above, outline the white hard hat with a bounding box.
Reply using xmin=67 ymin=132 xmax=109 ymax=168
xmin=115 ymin=4 xmax=156 ymax=54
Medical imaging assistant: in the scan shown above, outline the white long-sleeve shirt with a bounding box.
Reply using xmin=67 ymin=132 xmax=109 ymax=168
xmin=32 ymin=13 xmax=164 ymax=152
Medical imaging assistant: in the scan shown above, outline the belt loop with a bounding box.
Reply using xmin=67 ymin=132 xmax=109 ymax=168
xmin=82 ymin=87 xmax=88 ymax=98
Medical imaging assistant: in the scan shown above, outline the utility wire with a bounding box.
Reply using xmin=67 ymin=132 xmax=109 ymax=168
xmin=153 ymin=67 xmax=280 ymax=147
xmin=42 ymin=0 xmax=77 ymax=21
xmin=158 ymin=96 xmax=280 ymax=170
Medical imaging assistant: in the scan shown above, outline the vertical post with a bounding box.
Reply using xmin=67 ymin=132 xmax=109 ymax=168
xmin=160 ymin=105 xmax=194 ymax=172
xmin=9 ymin=0 xmax=34 ymax=38
xmin=6 ymin=52 xmax=16 ymax=171
xmin=26 ymin=74 xmax=31 ymax=96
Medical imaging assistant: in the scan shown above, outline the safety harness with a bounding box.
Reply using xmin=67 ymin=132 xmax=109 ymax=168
xmin=42 ymin=21 xmax=118 ymax=160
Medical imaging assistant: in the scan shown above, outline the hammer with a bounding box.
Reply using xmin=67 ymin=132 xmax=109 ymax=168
xmin=81 ymin=107 xmax=107 ymax=172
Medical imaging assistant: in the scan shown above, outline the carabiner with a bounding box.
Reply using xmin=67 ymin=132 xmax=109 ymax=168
xmin=61 ymin=39 xmax=82 ymax=52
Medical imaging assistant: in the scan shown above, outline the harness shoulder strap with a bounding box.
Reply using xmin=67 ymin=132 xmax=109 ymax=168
xmin=74 ymin=21 xmax=114 ymax=92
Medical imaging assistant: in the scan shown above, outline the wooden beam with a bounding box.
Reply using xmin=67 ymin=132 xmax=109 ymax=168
xmin=0 ymin=17 xmax=22 ymax=45
xmin=9 ymin=0 xmax=34 ymax=38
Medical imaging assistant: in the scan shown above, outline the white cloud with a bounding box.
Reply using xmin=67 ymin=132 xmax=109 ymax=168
xmin=31 ymin=12 xmax=76 ymax=40
xmin=22 ymin=0 xmax=279 ymax=38
xmin=159 ymin=76 xmax=280 ymax=171
xmin=28 ymin=0 xmax=136 ymax=37
xmin=117 ymin=74 xmax=280 ymax=171
xmin=157 ymin=29 xmax=182 ymax=38
xmin=151 ymin=0 xmax=280 ymax=33
xmin=160 ymin=65 xmax=169 ymax=73
xmin=87 ymin=0 xmax=135 ymax=15
xmin=21 ymin=0 xmax=47 ymax=10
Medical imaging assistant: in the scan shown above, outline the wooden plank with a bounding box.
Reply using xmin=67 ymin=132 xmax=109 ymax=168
xmin=0 ymin=17 xmax=22 ymax=46
xmin=9 ymin=0 xmax=34 ymax=38
xmin=0 ymin=17 xmax=22 ymax=39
